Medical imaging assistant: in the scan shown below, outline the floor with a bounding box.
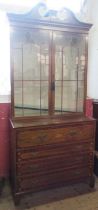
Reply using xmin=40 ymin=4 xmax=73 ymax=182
xmin=1 ymin=179 xmax=98 ymax=210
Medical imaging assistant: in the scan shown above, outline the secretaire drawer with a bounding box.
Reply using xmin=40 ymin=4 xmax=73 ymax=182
xmin=17 ymin=124 xmax=94 ymax=148
xmin=16 ymin=153 xmax=92 ymax=176
xmin=17 ymin=141 xmax=94 ymax=161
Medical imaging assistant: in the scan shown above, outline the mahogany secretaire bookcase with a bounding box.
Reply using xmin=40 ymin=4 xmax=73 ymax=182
xmin=8 ymin=3 xmax=96 ymax=204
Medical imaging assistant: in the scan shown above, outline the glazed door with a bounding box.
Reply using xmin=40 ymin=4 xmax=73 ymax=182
xmin=53 ymin=31 xmax=86 ymax=114
xmin=12 ymin=28 xmax=51 ymax=117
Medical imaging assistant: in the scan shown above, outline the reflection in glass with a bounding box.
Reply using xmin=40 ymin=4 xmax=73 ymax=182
xmin=54 ymin=33 xmax=79 ymax=81
xmin=41 ymin=81 xmax=48 ymax=115
xmin=13 ymin=49 xmax=22 ymax=80
xmin=78 ymin=55 xmax=85 ymax=80
xmin=55 ymin=81 xmax=62 ymax=113
xmin=62 ymin=81 xmax=77 ymax=112
xmin=23 ymin=44 xmax=40 ymax=80
xmin=55 ymin=52 xmax=62 ymax=80
xmin=23 ymin=81 xmax=40 ymax=116
xmin=14 ymin=81 xmax=23 ymax=116
xmin=77 ymin=81 xmax=84 ymax=112
xmin=41 ymin=53 xmax=49 ymax=80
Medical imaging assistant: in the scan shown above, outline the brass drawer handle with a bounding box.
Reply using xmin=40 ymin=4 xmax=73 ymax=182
xmin=32 ymin=152 xmax=37 ymax=156
xmin=69 ymin=131 xmax=77 ymax=136
xmin=31 ymin=179 xmax=39 ymax=185
xmin=29 ymin=164 xmax=39 ymax=170
xmin=38 ymin=135 xmax=47 ymax=142
xmin=76 ymin=145 xmax=83 ymax=149
xmin=74 ymin=170 xmax=81 ymax=175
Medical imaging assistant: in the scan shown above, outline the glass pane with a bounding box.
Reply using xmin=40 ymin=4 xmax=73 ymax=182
xmin=55 ymin=52 xmax=62 ymax=80
xmin=78 ymin=55 xmax=85 ymax=80
xmin=12 ymin=29 xmax=50 ymax=81
xmin=77 ymin=81 xmax=84 ymax=112
xmin=23 ymin=44 xmax=40 ymax=80
xmin=14 ymin=81 xmax=23 ymax=116
xmin=13 ymin=49 xmax=22 ymax=80
xmin=62 ymin=81 xmax=77 ymax=112
xmin=23 ymin=81 xmax=40 ymax=116
xmin=41 ymin=81 xmax=48 ymax=115
xmin=54 ymin=32 xmax=86 ymax=81
xmin=55 ymin=81 xmax=62 ymax=113
xmin=41 ymin=52 xmax=49 ymax=80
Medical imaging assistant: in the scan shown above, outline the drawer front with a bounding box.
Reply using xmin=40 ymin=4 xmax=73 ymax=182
xmin=17 ymin=167 xmax=90 ymax=192
xmin=17 ymin=125 xmax=94 ymax=148
xmin=16 ymin=153 xmax=92 ymax=176
xmin=17 ymin=141 xmax=94 ymax=161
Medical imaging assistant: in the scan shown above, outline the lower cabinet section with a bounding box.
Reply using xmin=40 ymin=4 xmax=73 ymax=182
xmin=10 ymin=117 xmax=95 ymax=205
